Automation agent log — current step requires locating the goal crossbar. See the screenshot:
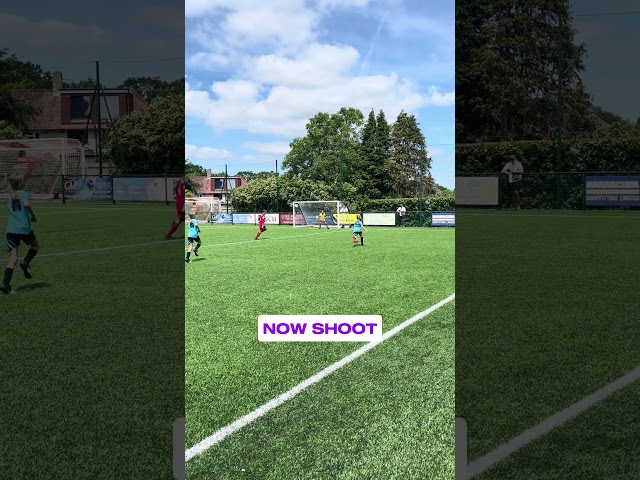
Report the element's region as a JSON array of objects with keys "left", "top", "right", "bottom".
[{"left": 293, "top": 200, "right": 341, "bottom": 228}]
